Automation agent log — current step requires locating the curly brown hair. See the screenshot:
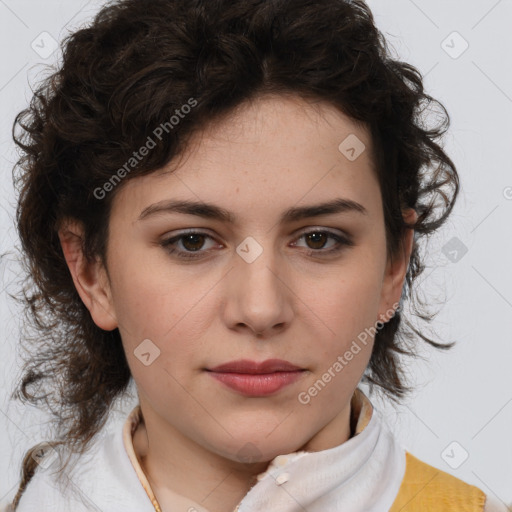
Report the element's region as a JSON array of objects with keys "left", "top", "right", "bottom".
[{"left": 9, "top": 0, "right": 458, "bottom": 507}]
